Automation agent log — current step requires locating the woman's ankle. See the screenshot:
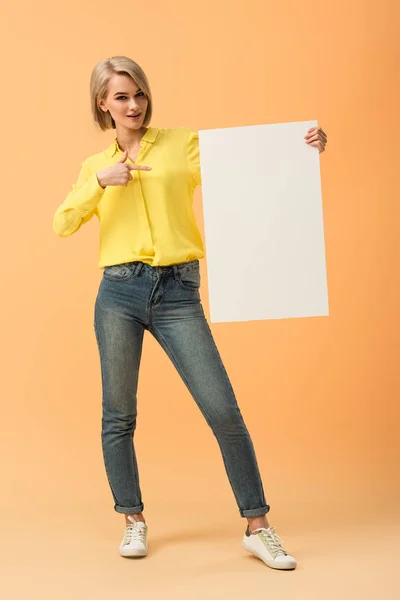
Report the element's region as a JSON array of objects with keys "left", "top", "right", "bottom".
[
  {"left": 125, "top": 513, "right": 145, "bottom": 524},
  {"left": 247, "top": 515, "right": 269, "bottom": 532}
]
